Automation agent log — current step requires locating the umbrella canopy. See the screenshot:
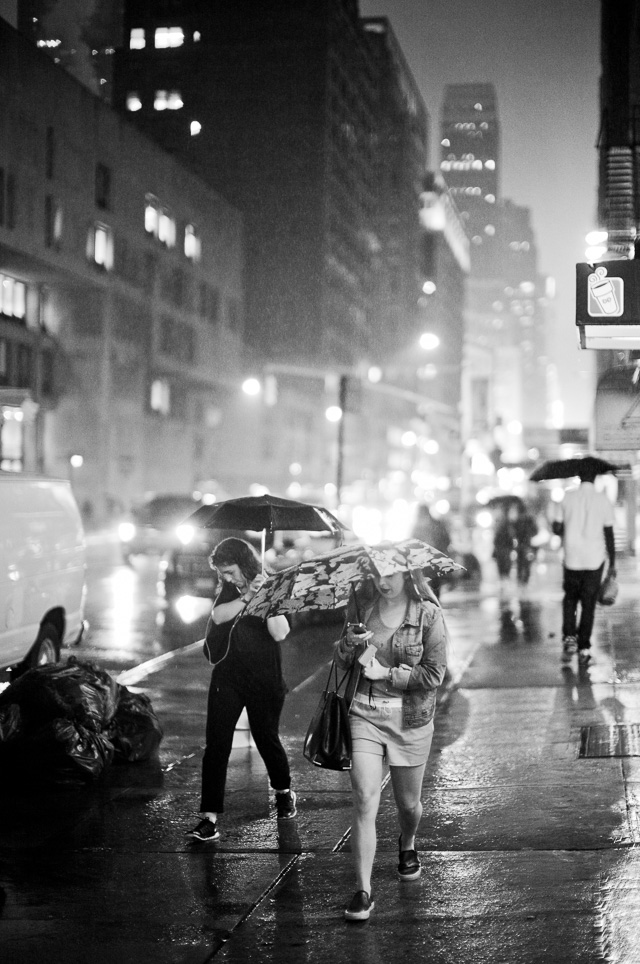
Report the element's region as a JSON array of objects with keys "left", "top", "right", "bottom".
[
  {"left": 185, "top": 494, "right": 346, "bottom": 533},
  {"left": 485, "top": 494, "right": 526, "bottom": 512},
  {"left": 244, "top": 538, "right": 464, "bottom": 619},
  {"left": 185, "top": 495, "right": 346, "bottom": 570},
  {"left": 529, "top": 456, "right": 619, "bottom": 483}
]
